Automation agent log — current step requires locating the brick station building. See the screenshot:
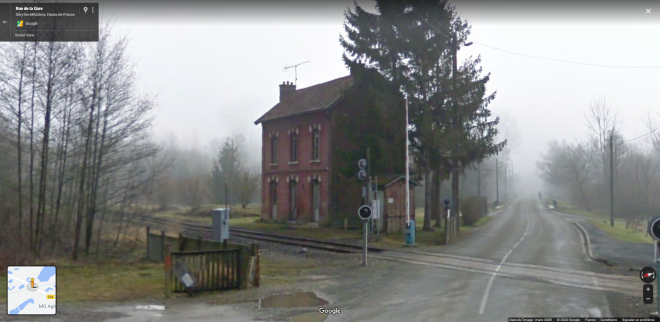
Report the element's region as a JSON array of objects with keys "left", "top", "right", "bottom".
[{"left": 254, "top": 66, "right": 419, "bottom": 232}]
